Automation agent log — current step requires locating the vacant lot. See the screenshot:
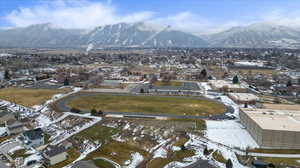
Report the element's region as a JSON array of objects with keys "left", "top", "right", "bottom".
[
  {"left": 66, "top": 94, "right": 225, "bottom": 116},
  {"left": 0, "top": 88, "right": 70, "bottom": 107}
]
